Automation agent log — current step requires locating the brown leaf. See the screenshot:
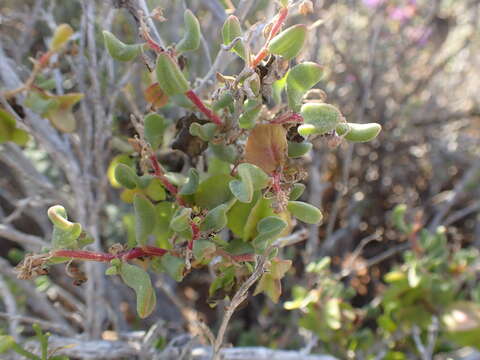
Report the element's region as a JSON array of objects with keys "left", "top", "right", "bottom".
[
  {"left": 244, "top": 124, "right": 287, "bottom": 174},
  {"left": 144, "top": 82, "right": 169, "bottom": 110}
]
